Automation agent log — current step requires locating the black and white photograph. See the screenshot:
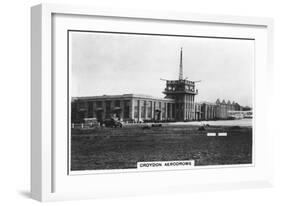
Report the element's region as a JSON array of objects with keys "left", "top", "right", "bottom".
[{"left": 69, "top": 31, "right": 254, "bottom": 172}]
